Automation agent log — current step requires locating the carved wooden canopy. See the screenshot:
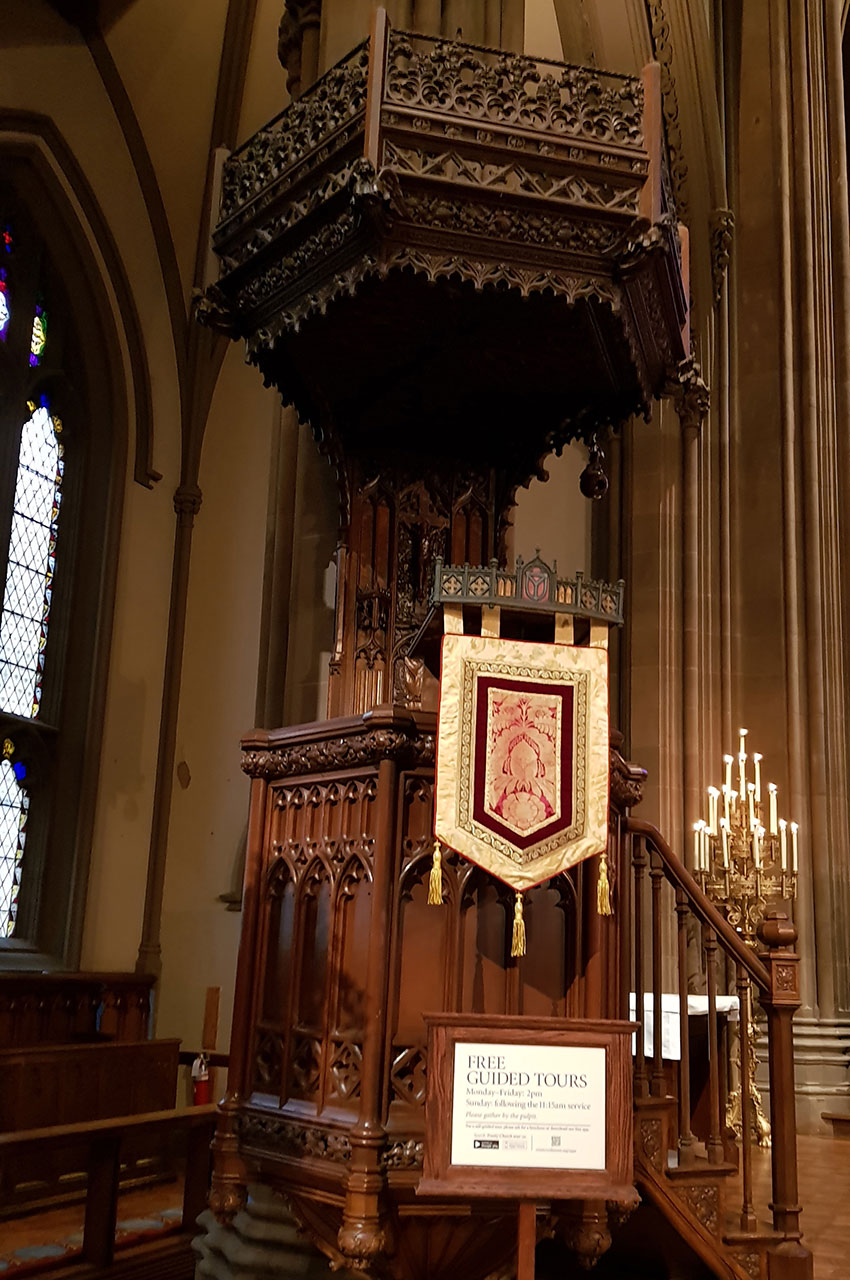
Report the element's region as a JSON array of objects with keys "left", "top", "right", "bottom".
[{"left": 203, "top": 10, "right": 688, "bottom": 490}]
